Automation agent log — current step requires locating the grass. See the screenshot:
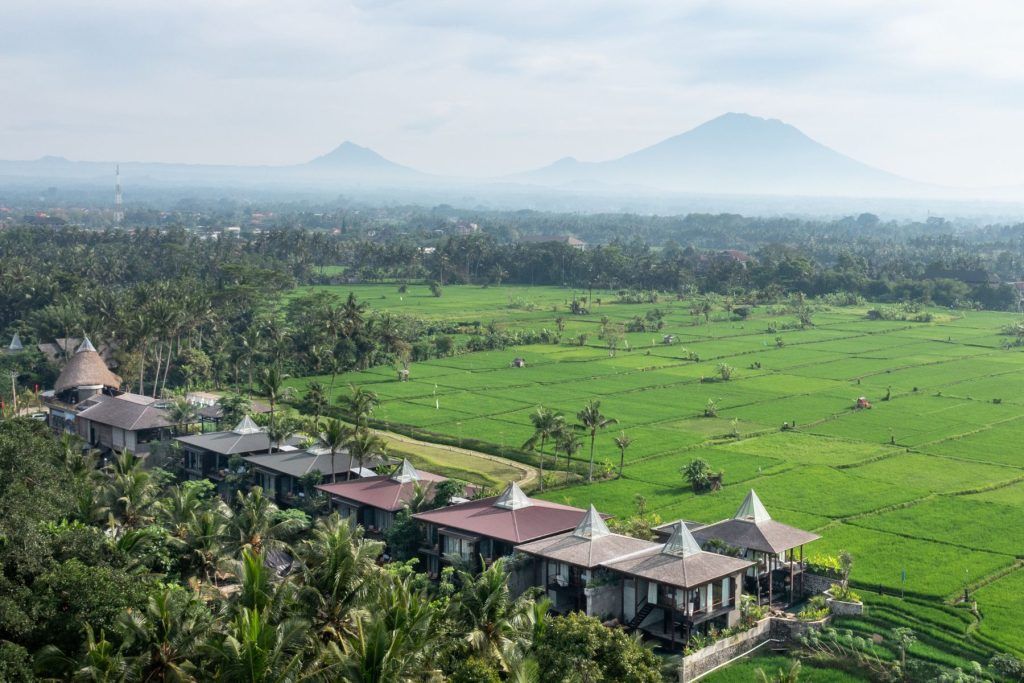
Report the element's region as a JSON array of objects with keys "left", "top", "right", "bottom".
[
  {"left": 700, "top": 653, "right": 871, "bottom": 682},
  {"left": 282, "top": 284, "right": 1024, "bottom": 665}
]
